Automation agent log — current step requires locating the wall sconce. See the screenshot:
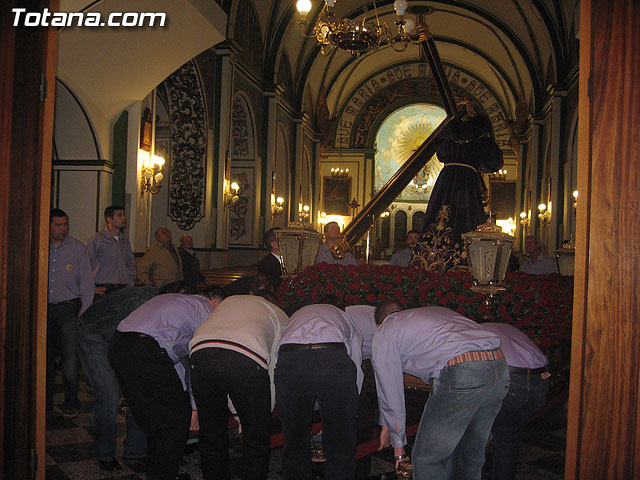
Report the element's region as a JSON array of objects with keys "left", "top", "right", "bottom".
[
  {"left": 572, "top": 190, "right": 578, "bottom": 209},
  {"left": 298, "top": 204, "right": 310, "bottom": 222},
  {"left": 538, "top": 203, "right": 551, "bottom": 225},
  {"left": 380, "top": 211, "right": 390, "bottom": 218},
  {"left": 224, "top": 181, "right": 240, "bottom": 210},
  {"left": 271, "top": 195, "right": 285, "bottom": 218},
  {"left": 519, "top": 211, "right": 529, "bottom": 228},
  {"left": 141, "top": 153, "right": 165, "bottom": 194}
]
